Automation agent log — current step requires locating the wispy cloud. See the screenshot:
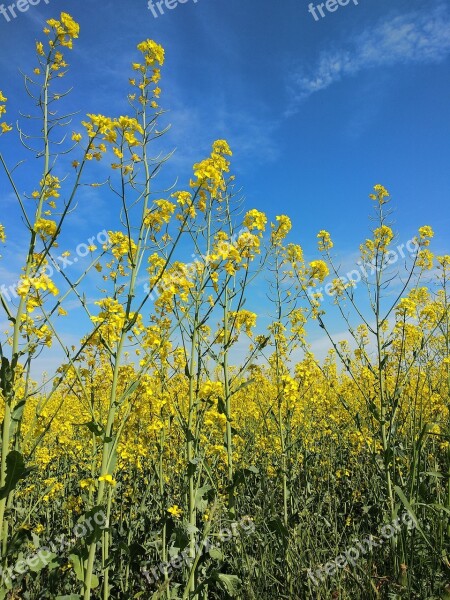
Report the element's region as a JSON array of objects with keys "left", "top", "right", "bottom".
[
  {"left": 152, "top": 95, "right": 280, "bottom": 180},
  {"left": 289, "top": 3, "right": 450, "bottom": 107}
]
